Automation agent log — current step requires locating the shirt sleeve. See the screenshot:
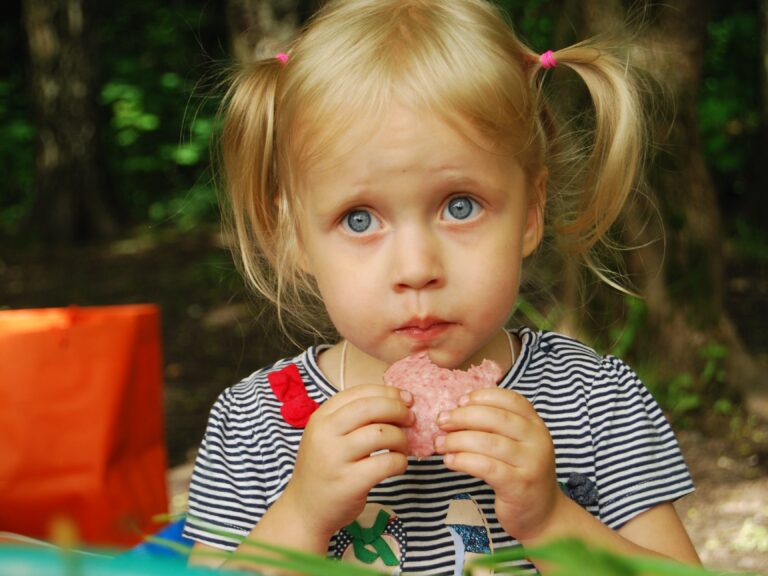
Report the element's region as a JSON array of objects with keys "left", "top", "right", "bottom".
[
  {"left": 182, "top": 387, "right": 262, "bottom": 550},
  {"left": 589, "top": 356, "right": 695, "bottom": 529}
]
